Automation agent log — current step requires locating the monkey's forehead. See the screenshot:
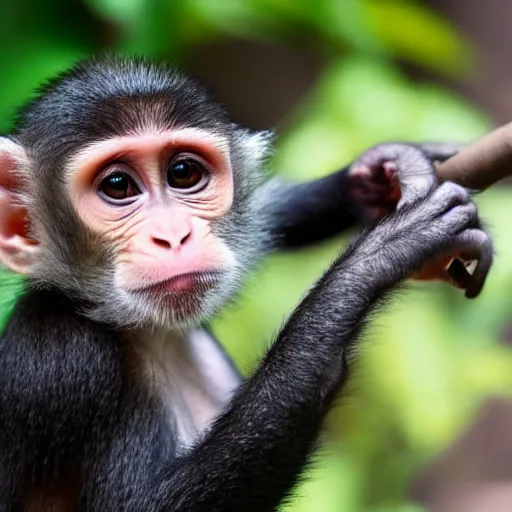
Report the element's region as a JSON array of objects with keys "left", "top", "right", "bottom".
[
  {"left": 67, "top": 128, "right": 232, "bottom": 174},
  {"left": 13, "top": 57, "right": 234, "bottom": 159}
]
